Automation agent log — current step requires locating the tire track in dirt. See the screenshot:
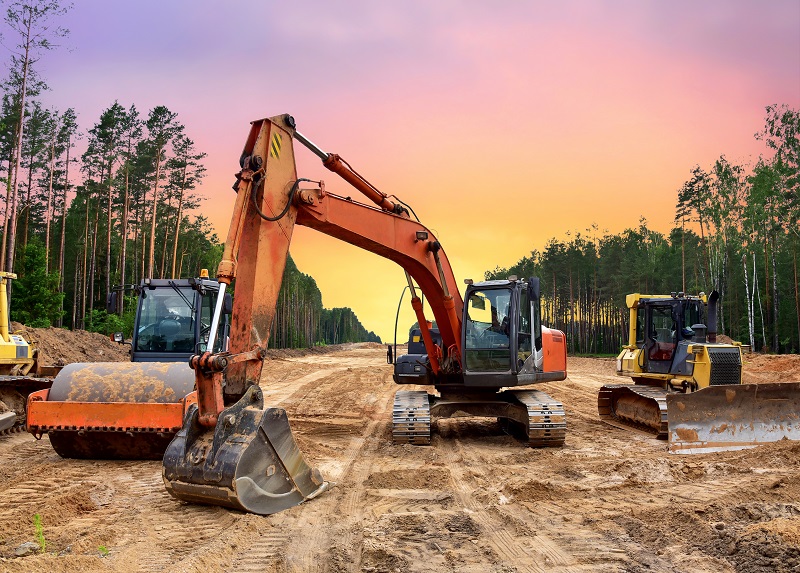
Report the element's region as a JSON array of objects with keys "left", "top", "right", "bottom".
[{"left": 229, "top": 354, "right": 395, "bottom": 572}]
